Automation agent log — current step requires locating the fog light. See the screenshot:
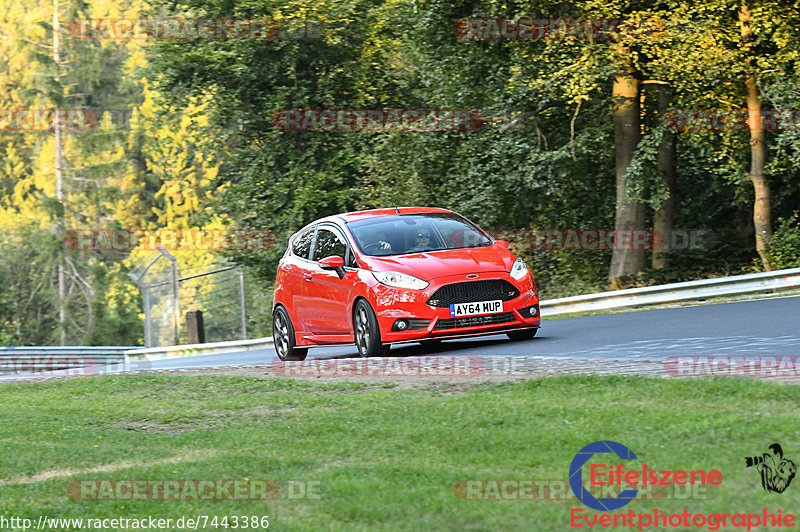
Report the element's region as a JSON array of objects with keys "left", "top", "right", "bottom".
[
  {"left": 529, "top": 306, "right": 539, "bottom": 317},
  {"left": 396, "top": 319, "right": 409, "bottom": 331}
]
